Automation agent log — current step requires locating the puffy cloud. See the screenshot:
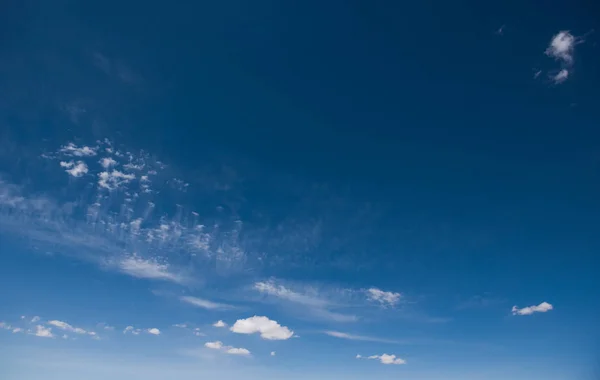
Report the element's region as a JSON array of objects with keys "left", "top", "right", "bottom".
[
  {"left": 60, "top": 161, "right": 88, "bottom": 177},
  {"left": 512, "top": 302, "right": 553, "bottom": 316},
  {"left": 550, "top": 69, "right": 569, "bottom": 84},
  {"left": 545, "top": 31, "right": 576, "bottom": 65},
  {"left": 118, "top": 256, "right": 184, "bottom": 284},
  {"left": 230, "top": 316, "right": 293, "bottom": 340},
  {"left": 366, "top": 288, "right": 401, "bottom": 307},
  {"left": 179, "top": 296, "right": 232, "bottom": 310},
  {"left": 213, "top": 320, "right": 227, "bottom": 328},
  {"left": 123, "top": 326, "right": 142, "bottom": 335},
  {"left": 59, "top": 143, "right": 98, "bottom": 157},
  {"left": 98, "top": 170, "right": 135, "bottom": 190},
  {"left": 33, "top": 325, "right": 54, "bottom": 338},
  {"left": 47, "top": 320, "right": 89, "bottom": 335},
  {"left": 356, "top": 354, "right": 362, "bottom": 359},
  {"left": 226, "top": 347, "right": 251, "bottom": 356},
  {"left": 99, "top": 157, "right": 117, "bottom": 169},
  {"left": 367, "top": 354, "right": 406, "bottom": 365},
  {"left": 204, "top": 341, "right": 224, "bottom": 350},
  {"left": 324, "top": 331, "right": 397, "bottom": 343},
  {"left": 271, "top": 351, "right": 276, "bottom": 356},
  {"left": 147, "top": 328, "right": 161, "bottom": 335}
]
